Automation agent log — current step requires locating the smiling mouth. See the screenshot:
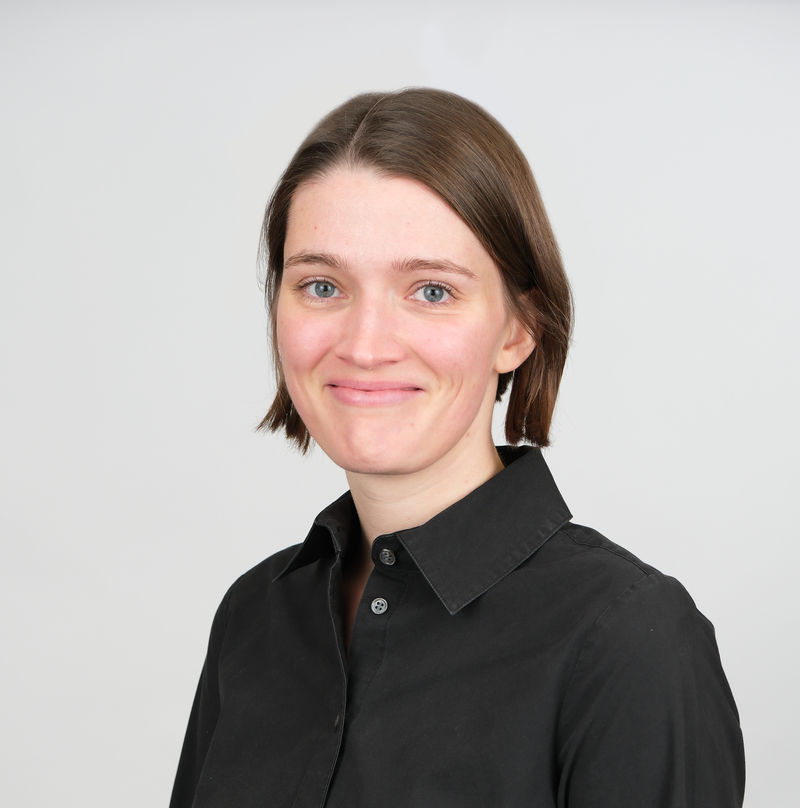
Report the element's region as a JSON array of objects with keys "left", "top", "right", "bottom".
[{"left": 327, "top": 381, "right": 423, "bottom": 406}]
